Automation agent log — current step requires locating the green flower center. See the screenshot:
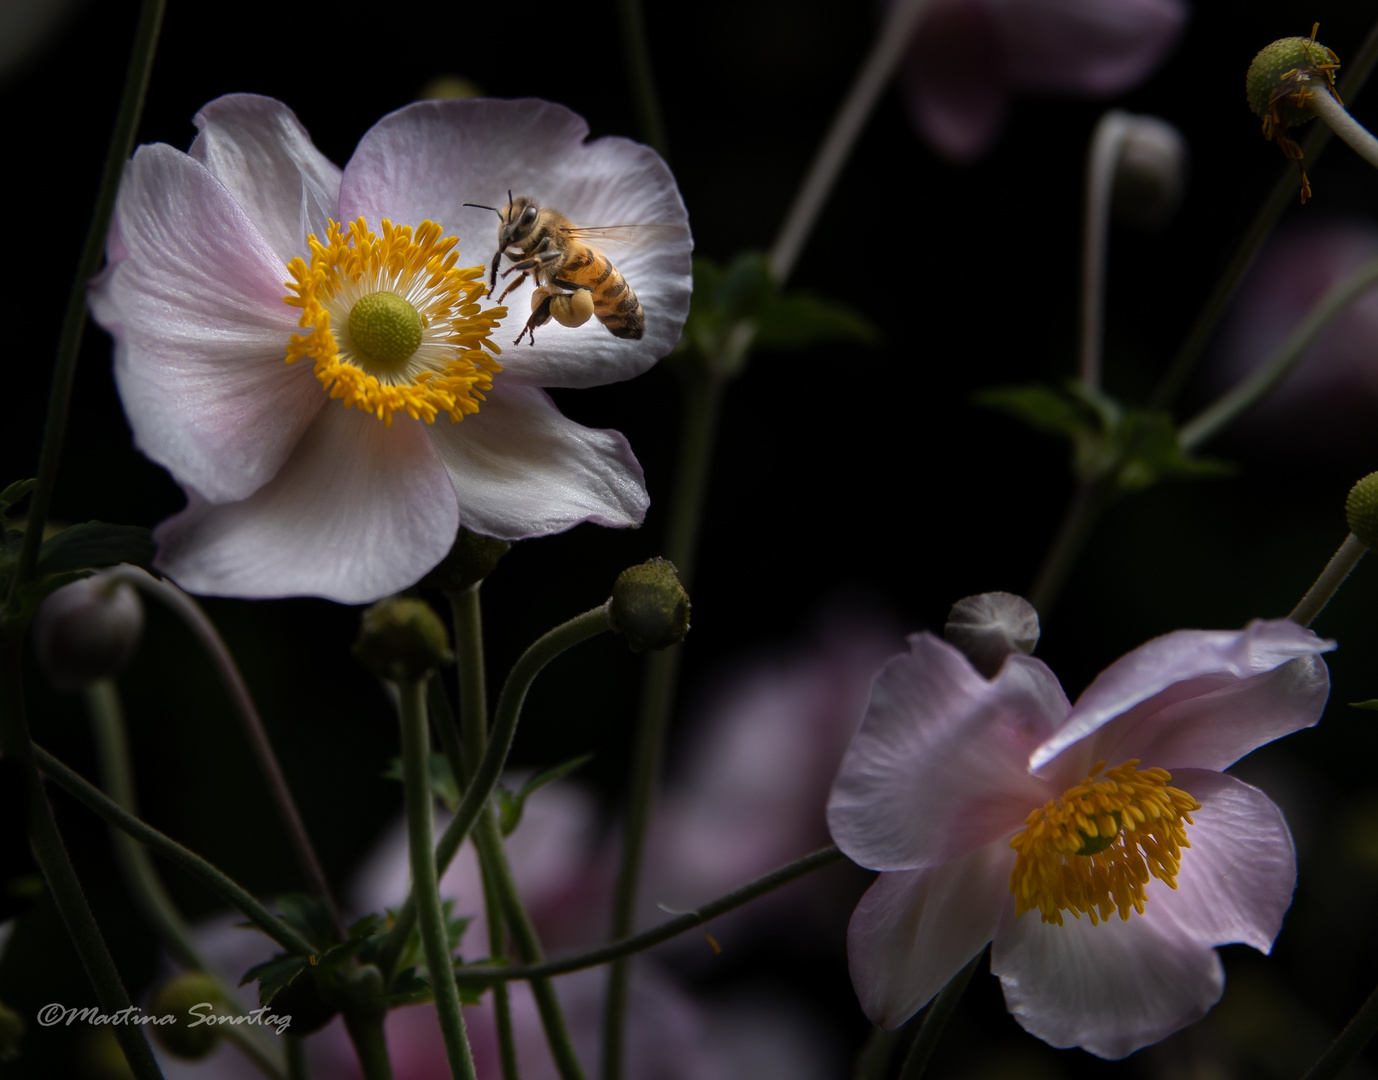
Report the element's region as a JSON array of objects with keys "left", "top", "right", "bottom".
[{"left": 347, "top": 291, "right": 424, "bottom": 371}]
